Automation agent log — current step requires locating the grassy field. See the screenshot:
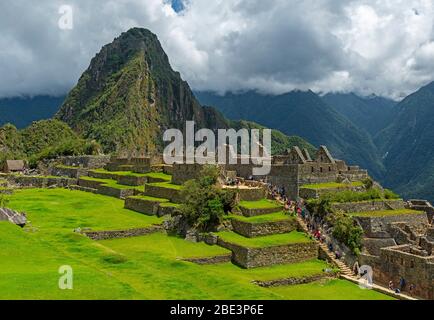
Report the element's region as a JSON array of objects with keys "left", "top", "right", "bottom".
[
  {"left": 90, "top": 169, "right": 172, "bottom": 181},
  {"left": 216, "top": 231, "right": 312, "bottom": 247},
  {"left": 7, "top": 189, "right": 163, "bottom": 231},
  {"left": 239, "top": 199, "right": 281, "bottom": 209},
  {"left": 230, "top": 211, "right": 292, "bottom": 224},
  {"left": 146, "top": 182, "right": 184, "bottom": 190},
  {"left": 80, "top": 176, "right": 145, "bottom": 191},
  {"left": 0, "top": 188, "right": 393, "bottom": 300},
  {"left": 301, "top": 181, "right": 364, "bottom": 190},
  {"left": 349, "top": 209, "right": 423, "bottom": 217}
]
